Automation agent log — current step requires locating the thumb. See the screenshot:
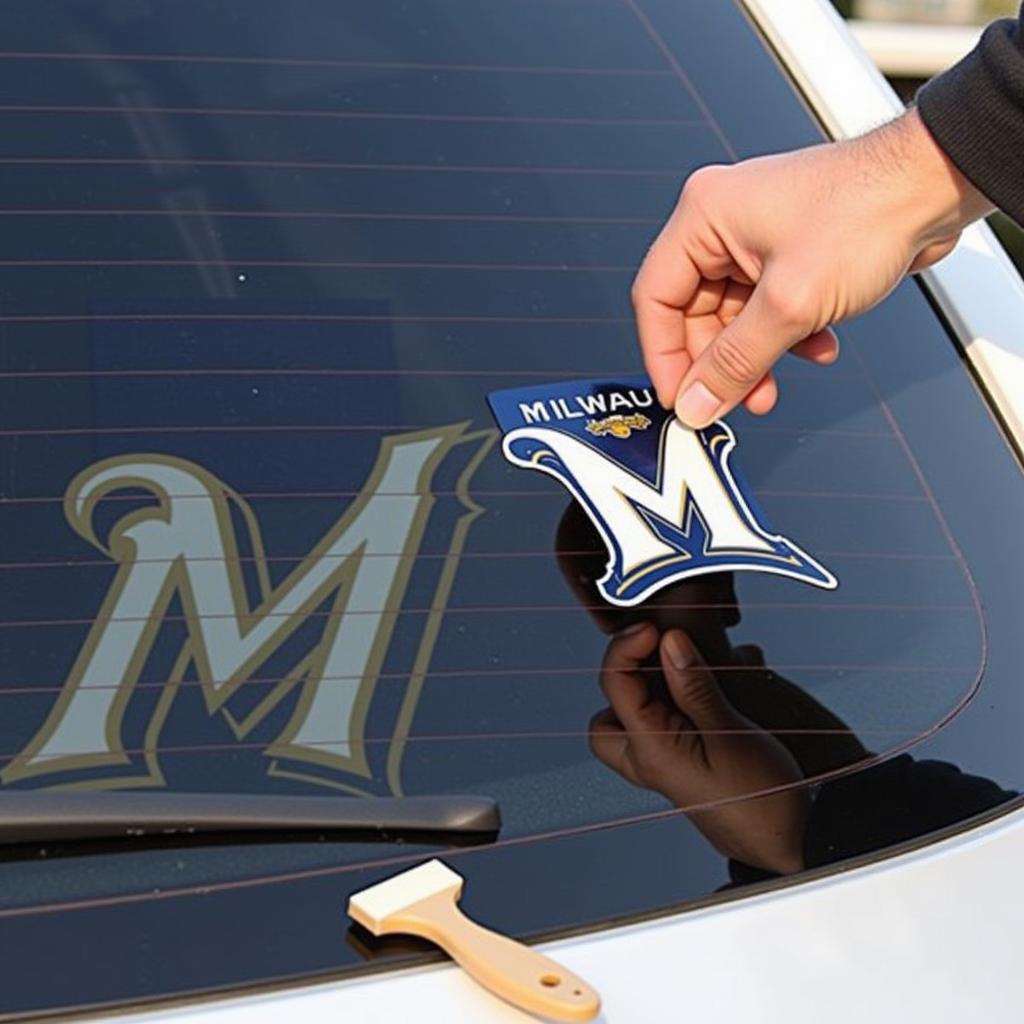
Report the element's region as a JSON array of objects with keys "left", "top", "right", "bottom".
[
  {"left": 661, "top": 629, "right": 745, "bottom": 732},
  {"left": 674, "top": 275, "right": 815, "bottom": 428}
]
